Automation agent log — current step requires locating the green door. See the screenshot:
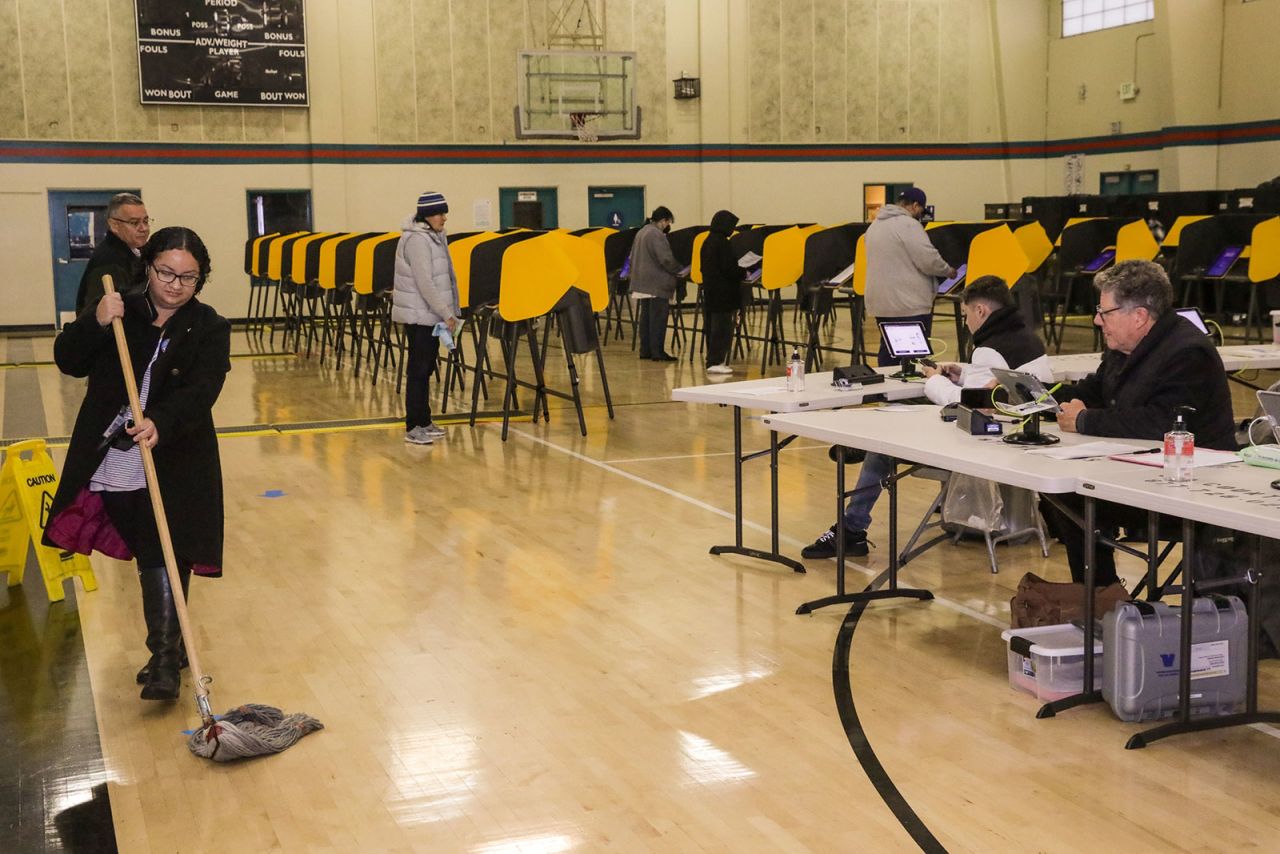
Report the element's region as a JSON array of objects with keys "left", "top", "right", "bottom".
[
  {"left": 587, "top": 186, "right": 645, "bottom": 229},
  {"left": 499, "top": 188, "right": 558, "bottom": 229}
]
